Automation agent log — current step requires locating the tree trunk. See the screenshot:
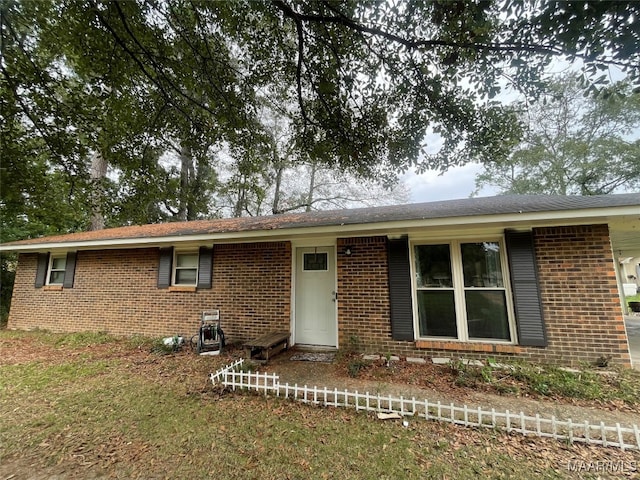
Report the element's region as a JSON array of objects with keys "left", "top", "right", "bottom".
[
  {"left": 233, "top": 176, "right": 246, "bottom": 217},
  {"left": 272, "top": 161, "right": 284, "bottom": 214},
  {"left": 177, "top": 144, "right": 193, "bottom": 221},
  {"left": 305, "top": 161, "right": 317, "bottom": 212},
  {"left": 89, "top": 152, "right": 108, "bottom": 231}
]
